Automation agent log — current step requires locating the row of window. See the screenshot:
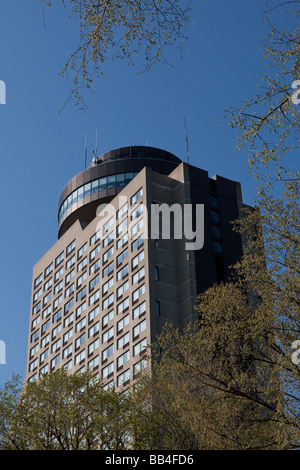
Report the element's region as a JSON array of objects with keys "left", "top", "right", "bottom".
[{"left": 58, "top": 172, "right": 140, "bottom": 222}]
